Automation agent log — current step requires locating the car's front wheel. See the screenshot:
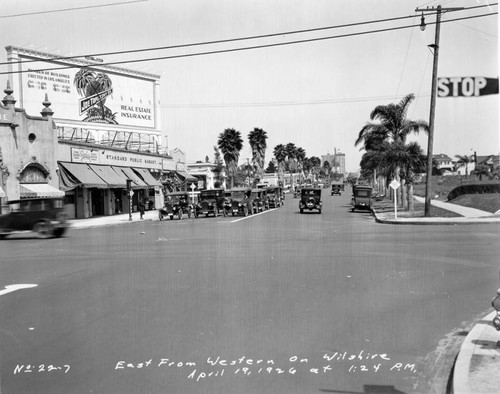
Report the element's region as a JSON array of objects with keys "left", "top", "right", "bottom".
[{"left": 33, "top": 221, "right": 52, "bottom": 239}]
